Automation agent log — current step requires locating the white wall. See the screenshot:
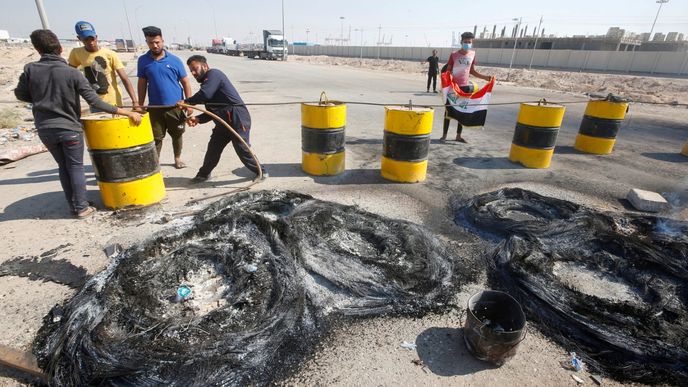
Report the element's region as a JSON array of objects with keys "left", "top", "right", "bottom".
[{"left": 289, "top": 45, "right": 688, "bottom": 76}]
